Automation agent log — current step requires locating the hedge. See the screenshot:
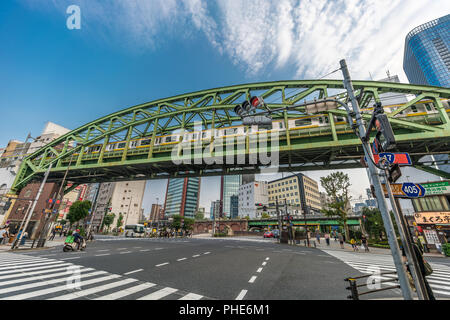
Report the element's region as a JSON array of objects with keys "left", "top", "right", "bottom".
[{"left": 443, "top": 243, "right": 450, "bottom": 257}]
